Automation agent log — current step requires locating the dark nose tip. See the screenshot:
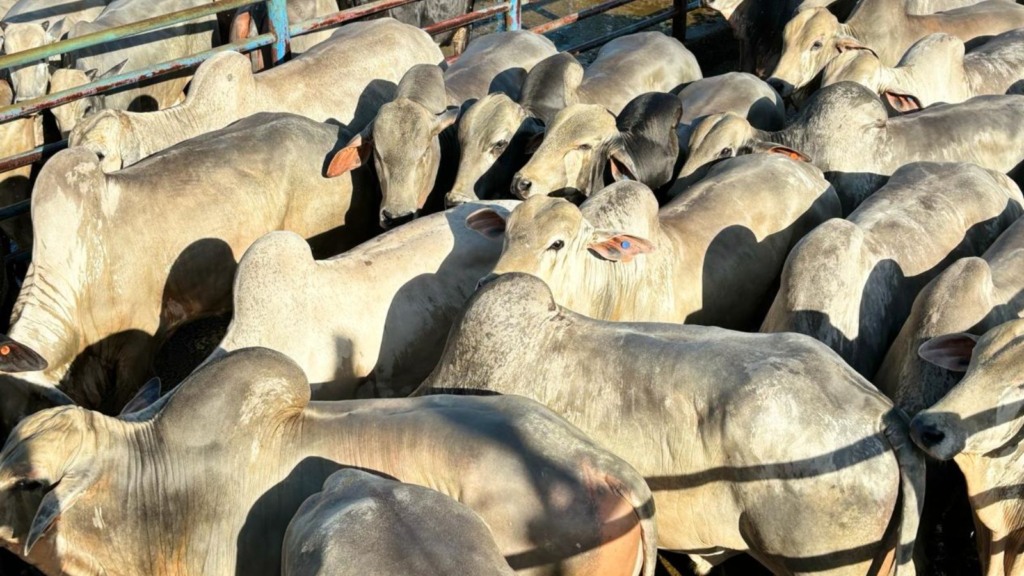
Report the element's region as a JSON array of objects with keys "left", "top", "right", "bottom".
[
  {"left": 512, "top": 175, "right": 532, "bottom": 197},
  {"left": 476, "top": 273, "right": 499, "bottom": 290},
  {"left": 381, "top": 210, "right": 414, "bottom": 229},
  {"left": 910, "top": 418, "right": 946, "bottom": 450}
]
